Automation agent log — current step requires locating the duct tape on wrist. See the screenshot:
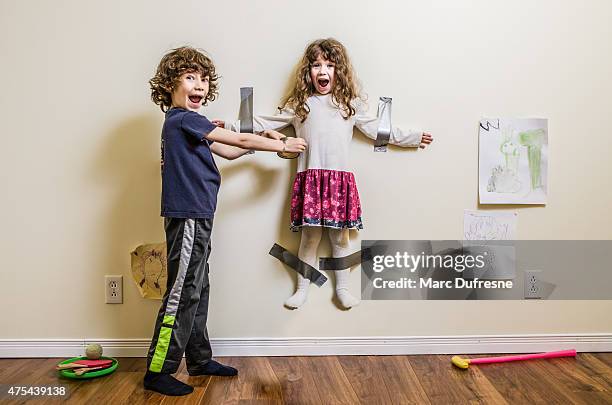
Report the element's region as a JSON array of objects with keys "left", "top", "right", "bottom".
[
  {"left": 374, "top": 96, "right": 392, "bottom": 152},
  {"left": 239, "top": 86, "right": 255, "bottom": 154},
  {"left": 269, "top": 244, "right": 327, "bottom": 287}
]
